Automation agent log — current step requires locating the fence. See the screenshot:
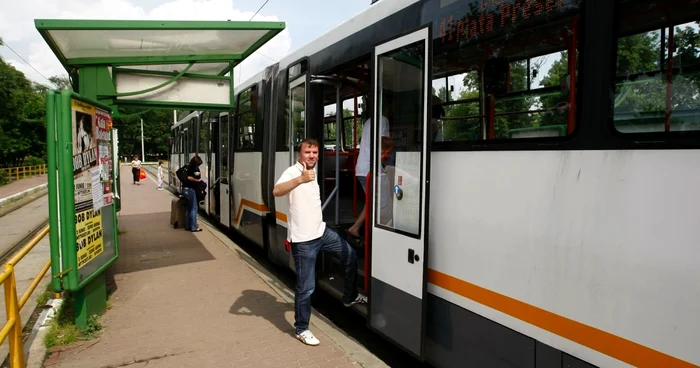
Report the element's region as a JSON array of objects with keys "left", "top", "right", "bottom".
[
  {"left": 0, "top": 226, "right": 51, "bottom": 367},
  {"left": 0, "top": 165, "right": 47, "bottom": 183}
]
